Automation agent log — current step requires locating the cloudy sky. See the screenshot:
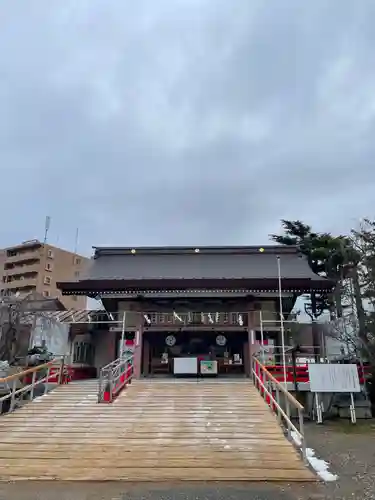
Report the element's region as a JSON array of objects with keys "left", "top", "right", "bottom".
[{"left": 1, "top": 0, "right": 375, "bottom": 256}]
